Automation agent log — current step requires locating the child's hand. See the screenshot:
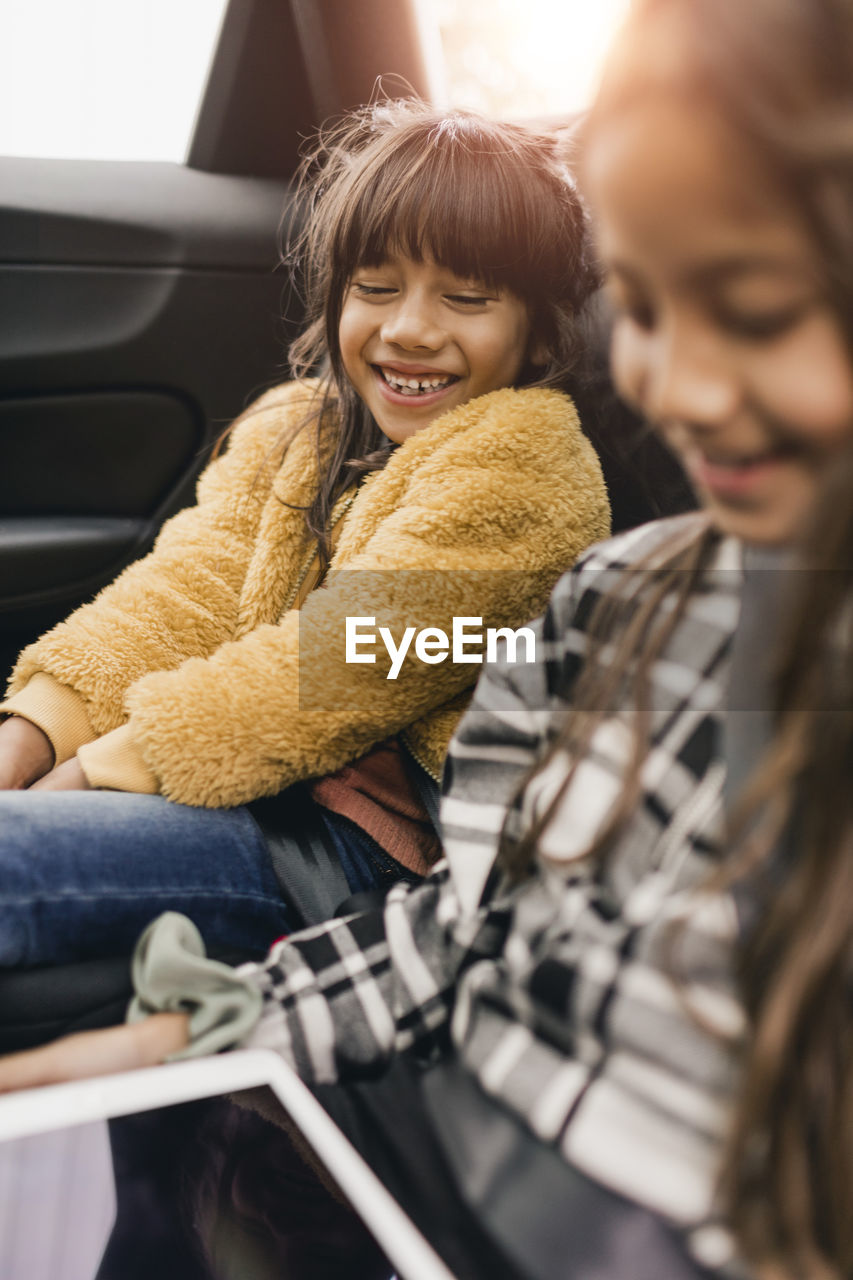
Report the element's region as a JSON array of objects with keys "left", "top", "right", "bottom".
[
  {"left": 0, "top": 1013, "right": 191, "bottom": 1093},
  {"left": 0, "top": 716, "right": 55, "bottom": 788},
  {"left": 29, "top": 757, "right": 91, "bottom": 791}
]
